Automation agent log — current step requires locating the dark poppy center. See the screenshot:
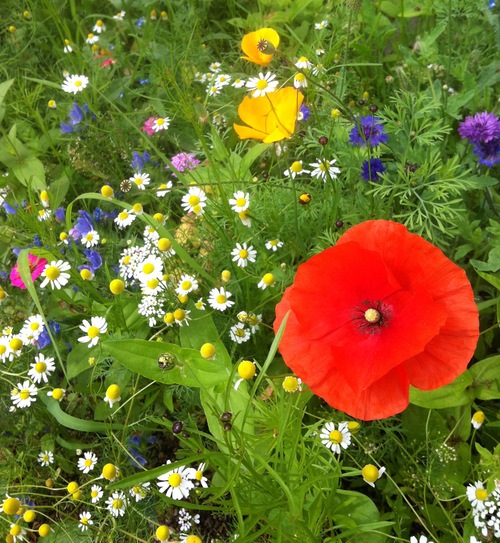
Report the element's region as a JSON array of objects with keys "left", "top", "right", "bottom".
[{"left": 352, "top": 300, "right": 391, "bottom": 334}]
